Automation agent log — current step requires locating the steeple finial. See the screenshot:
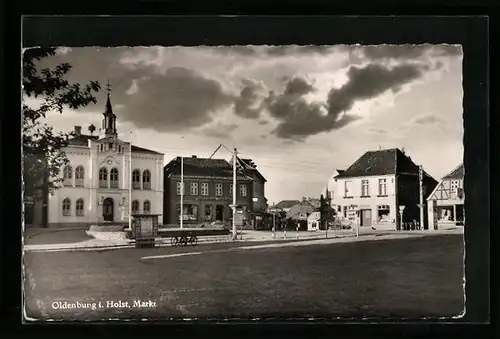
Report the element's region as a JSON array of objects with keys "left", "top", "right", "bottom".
[
  {"left": 104, "top": 79, "right": 113, "bottom": 114},
  {"left": 106, "top": 79, "right": 112, "bottom": 97}
]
